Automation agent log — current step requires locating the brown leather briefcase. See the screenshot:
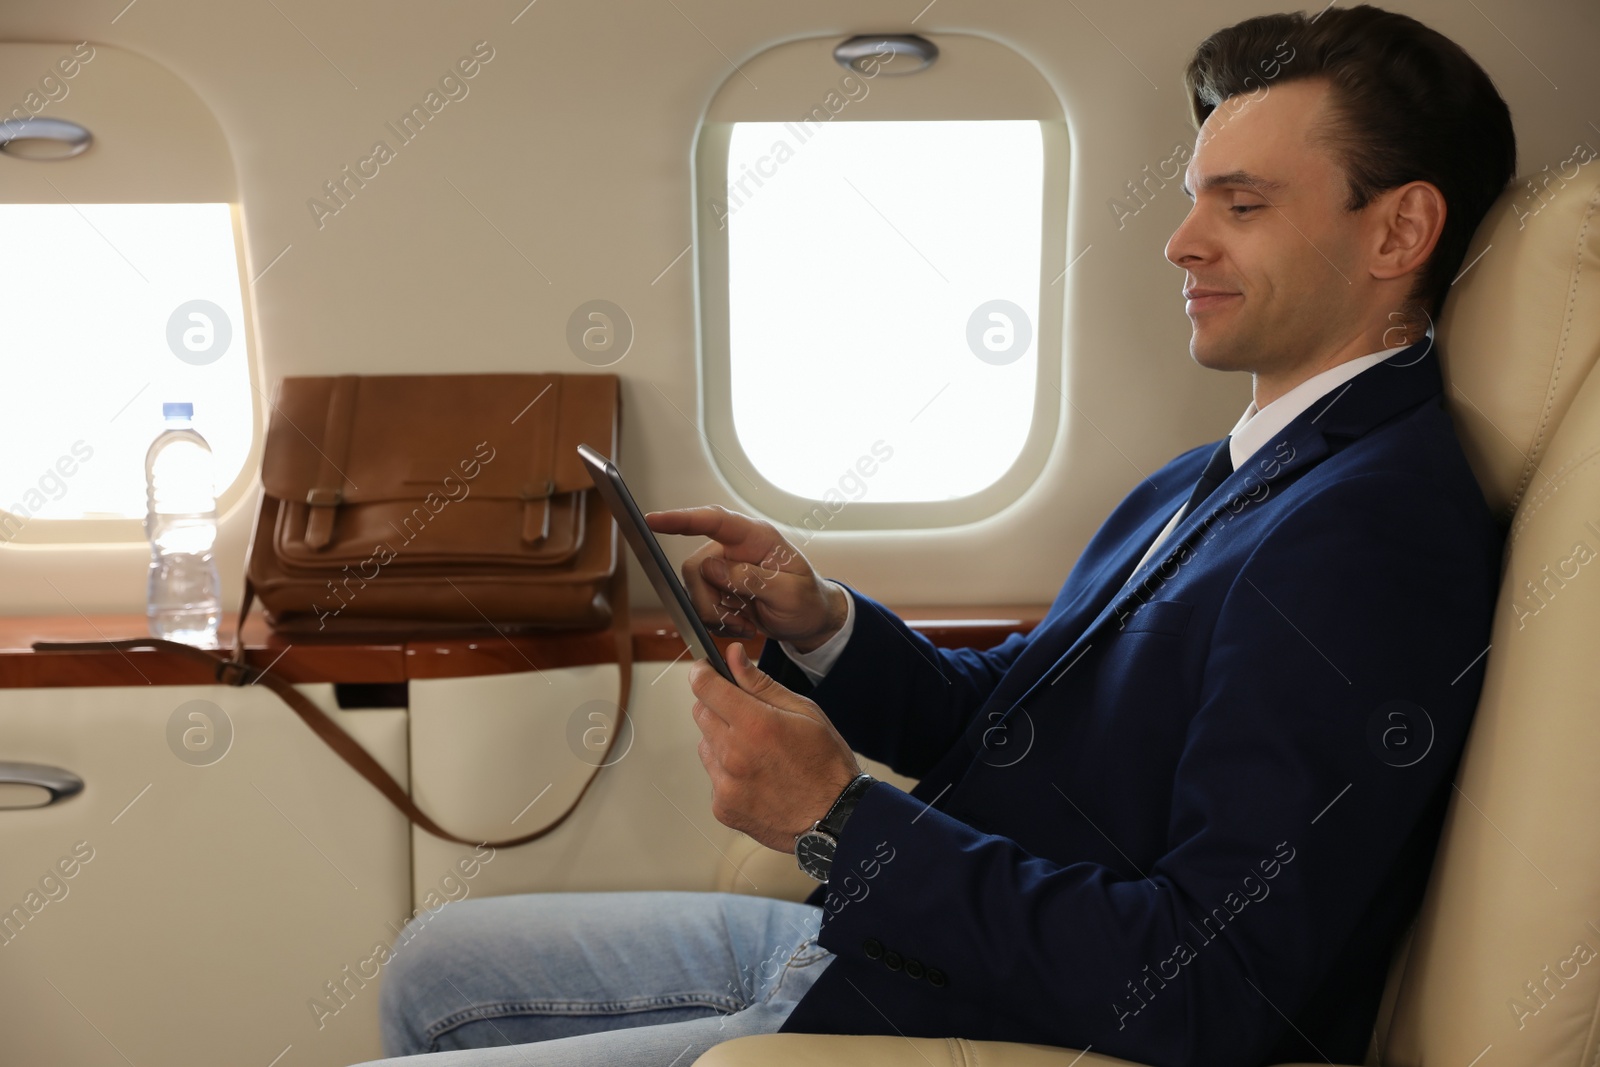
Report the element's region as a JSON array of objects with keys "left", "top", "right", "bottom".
[
  {"left": 37, "top": 371, "right": 636, "bottom": 850},
  {"left": 249, "top": 372, "right": 621, "bottom": 633}
]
